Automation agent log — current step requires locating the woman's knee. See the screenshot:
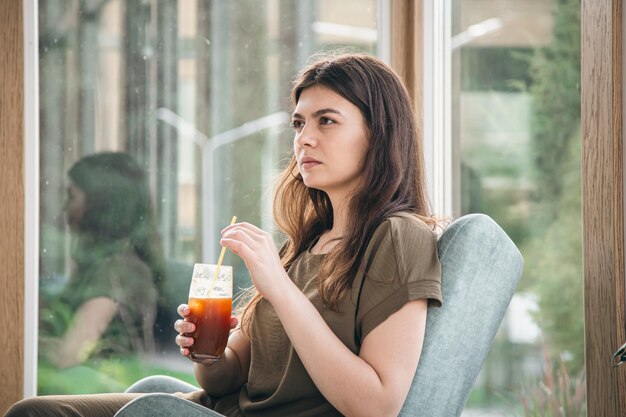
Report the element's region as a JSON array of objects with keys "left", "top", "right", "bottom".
[
  {"left": 5, "top": 393, "right": 137, "bottom": 417},
  {"left": 124, "top": 375, "right": 198, "bottom": 394},
  {"left": 115, "top": 393, "right": 214, "bottom": 417},
  {"left": 5, "top": 396, "right": 60, "bottom": 417}
]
